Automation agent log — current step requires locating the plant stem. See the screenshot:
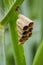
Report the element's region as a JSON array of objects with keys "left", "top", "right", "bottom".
[{"left": 9, "top": 11, "right": 26, "bottom": 65}]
